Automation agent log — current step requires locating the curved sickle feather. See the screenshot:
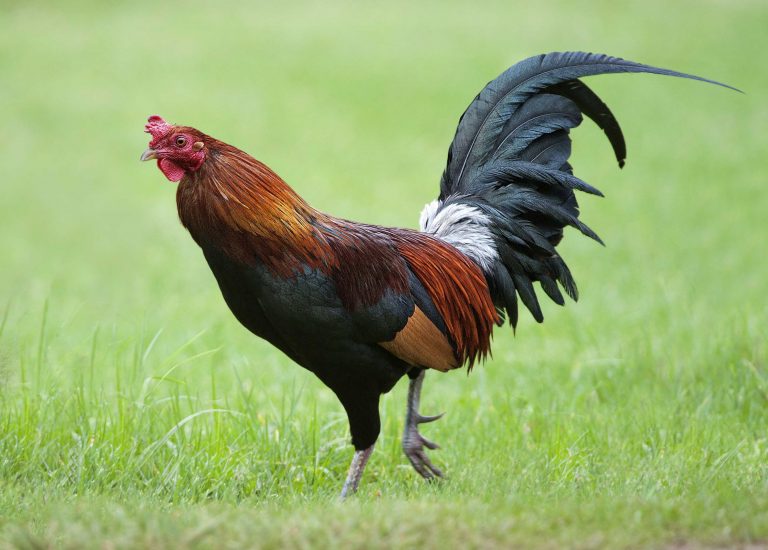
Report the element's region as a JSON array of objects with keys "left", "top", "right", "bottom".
[{"left": 441, "top": 51, "right": 740, "bottom": 198}]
